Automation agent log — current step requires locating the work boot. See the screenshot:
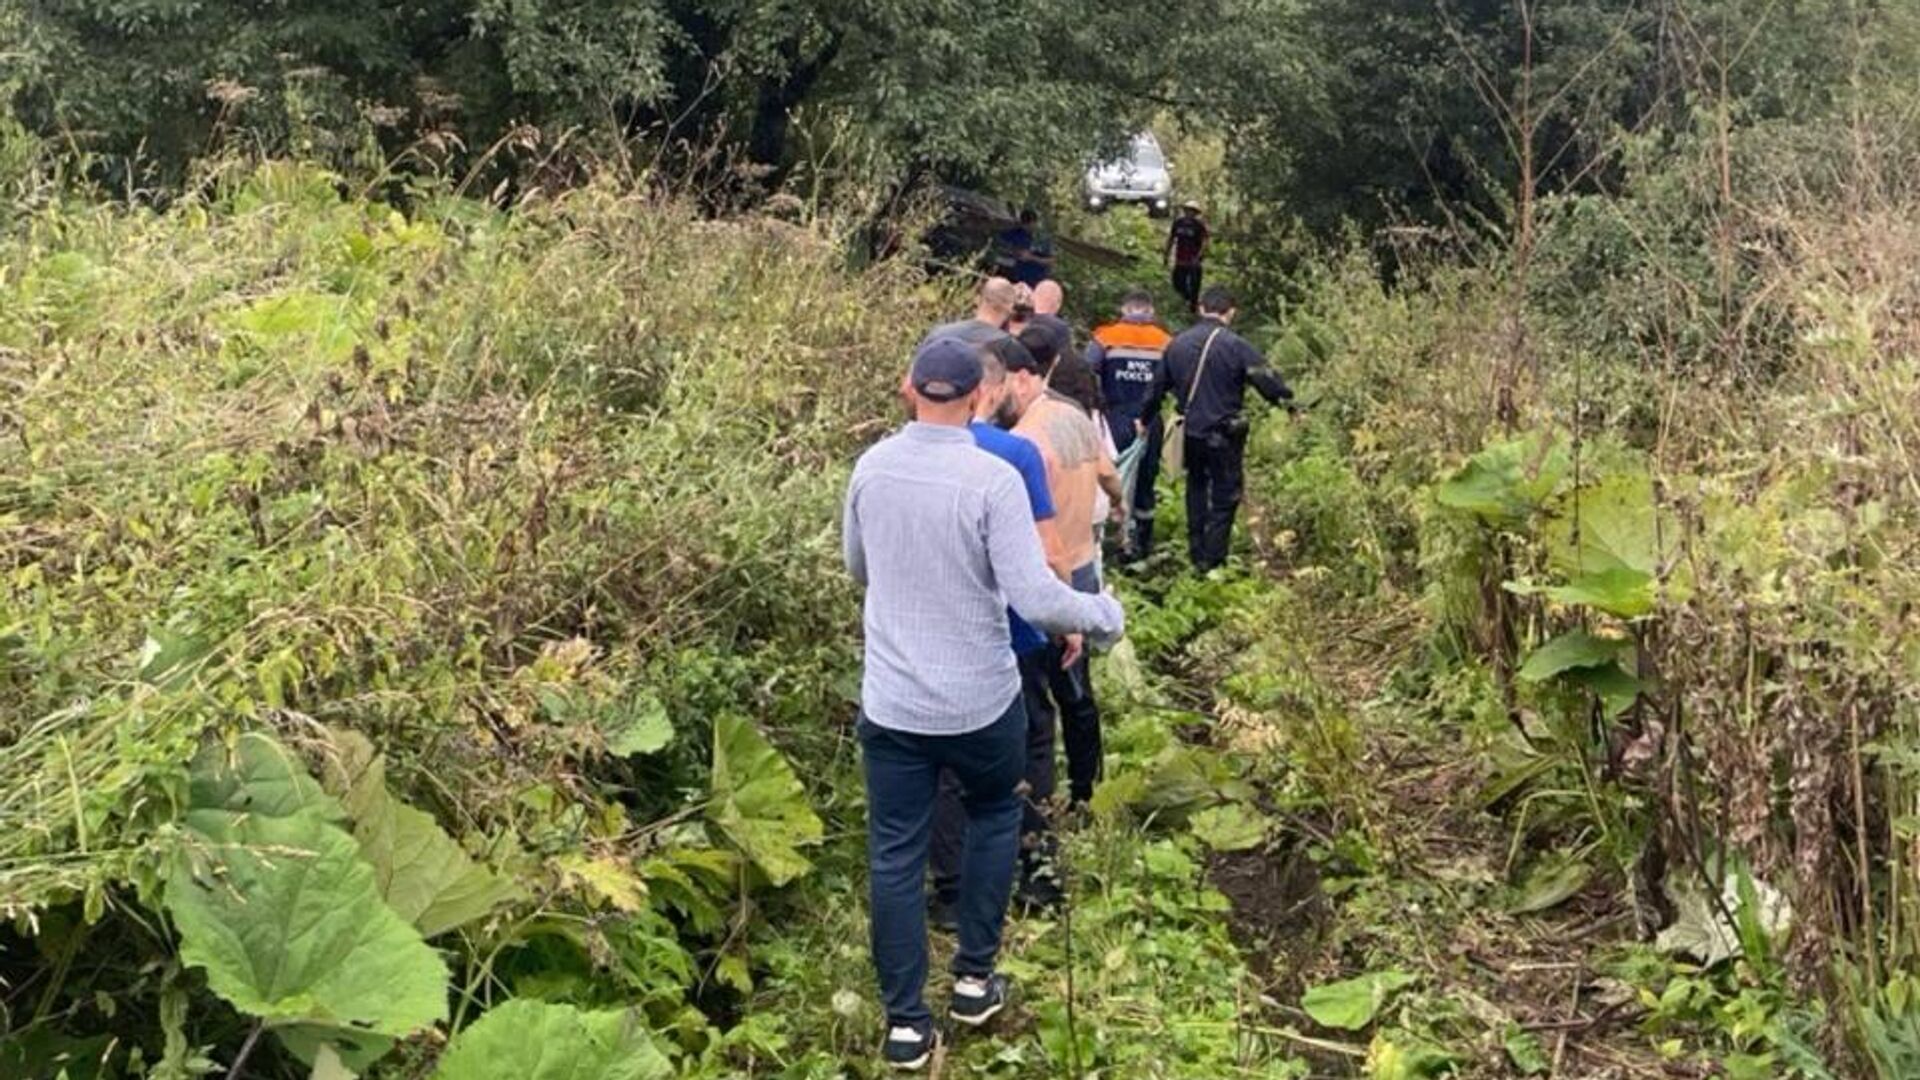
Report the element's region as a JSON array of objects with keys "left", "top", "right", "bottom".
[{"left": 1131, "top": 515, "right": 1155, "bottom": 559}]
